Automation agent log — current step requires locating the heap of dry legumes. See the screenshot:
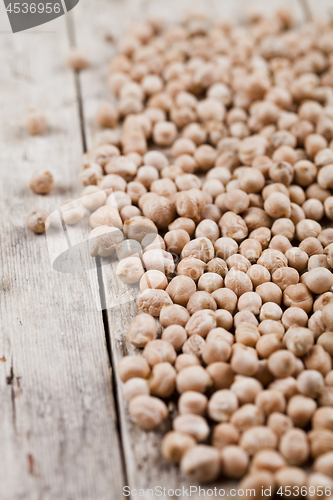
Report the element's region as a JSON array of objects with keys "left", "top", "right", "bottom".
[{"left": 75, "top": 9, "right": 333, "bottom": 492}]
